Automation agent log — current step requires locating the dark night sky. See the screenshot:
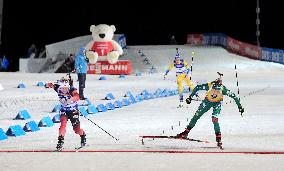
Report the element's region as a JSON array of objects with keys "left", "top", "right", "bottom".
[{"left": 1, "top": 0, "right": 284, "bottom": 70}]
